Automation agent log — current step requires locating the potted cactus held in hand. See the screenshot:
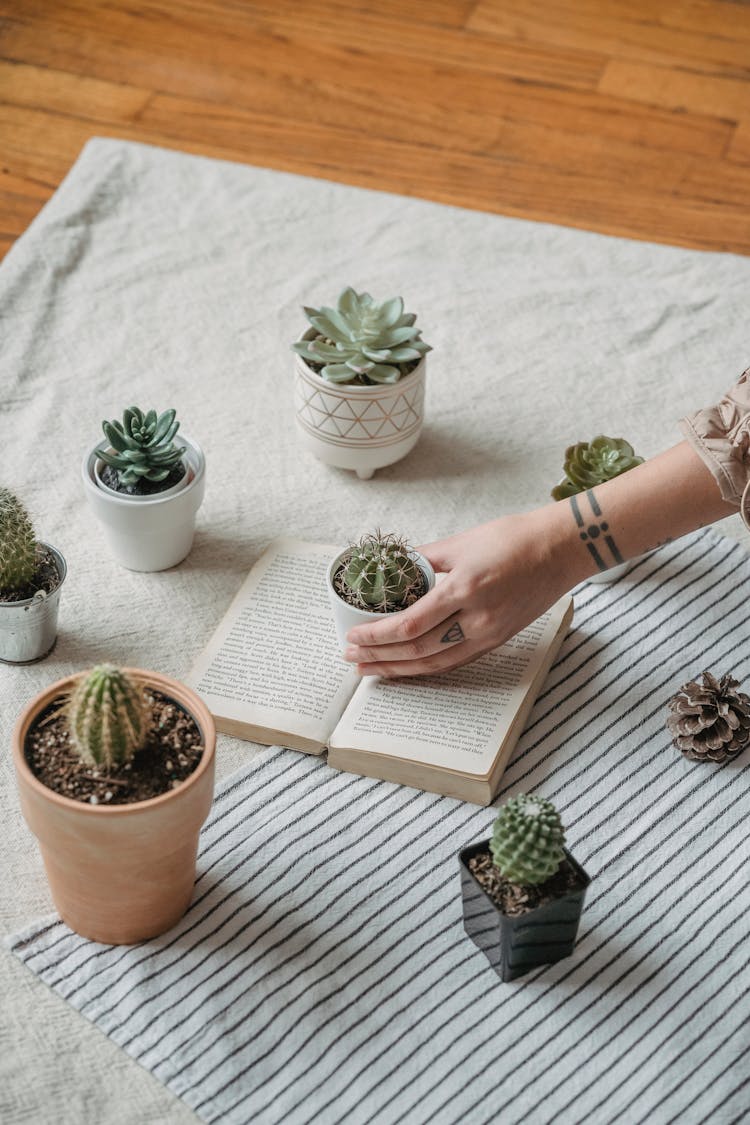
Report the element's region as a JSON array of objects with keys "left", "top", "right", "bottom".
[
  {"left": 326, "top": 529, "right": 435, "bottom": 648},
  {"left": 292, "top": 286, "right": 431, "bottom": 479},
  {"left": 0, "top": 487, "right": 66, "bottom": 664},
  {"left": 82, "top": 405, "right": 206, "bottom": 571},
  {"left": 12, "top": 663, "right": 216, "bottom": 944},
  {"left": 551, "top": 435, "right": 645, "bottom": 583},
  {"left": 458, "top": 794, "right": 590, "bottom": 981}
]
